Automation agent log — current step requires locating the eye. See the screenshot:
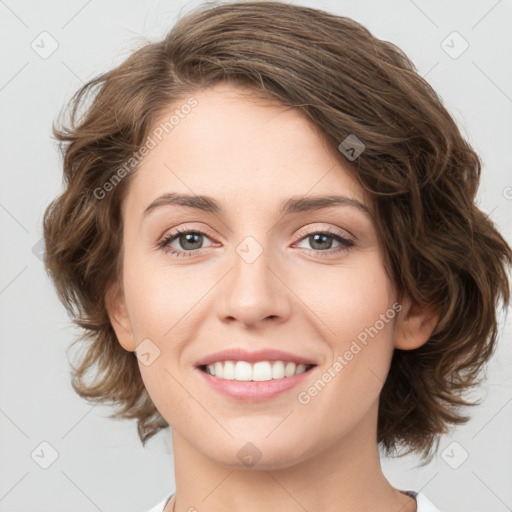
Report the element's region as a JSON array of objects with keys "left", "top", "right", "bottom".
[
  {"left": 158, "top": 226, "right": 355, "bottom": 259},
  {"left": 294, "top": 228, "right": 354, "bottom": 256},
  {"left": 159, "top": 227, "right": 215, "bottom": 258}
]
